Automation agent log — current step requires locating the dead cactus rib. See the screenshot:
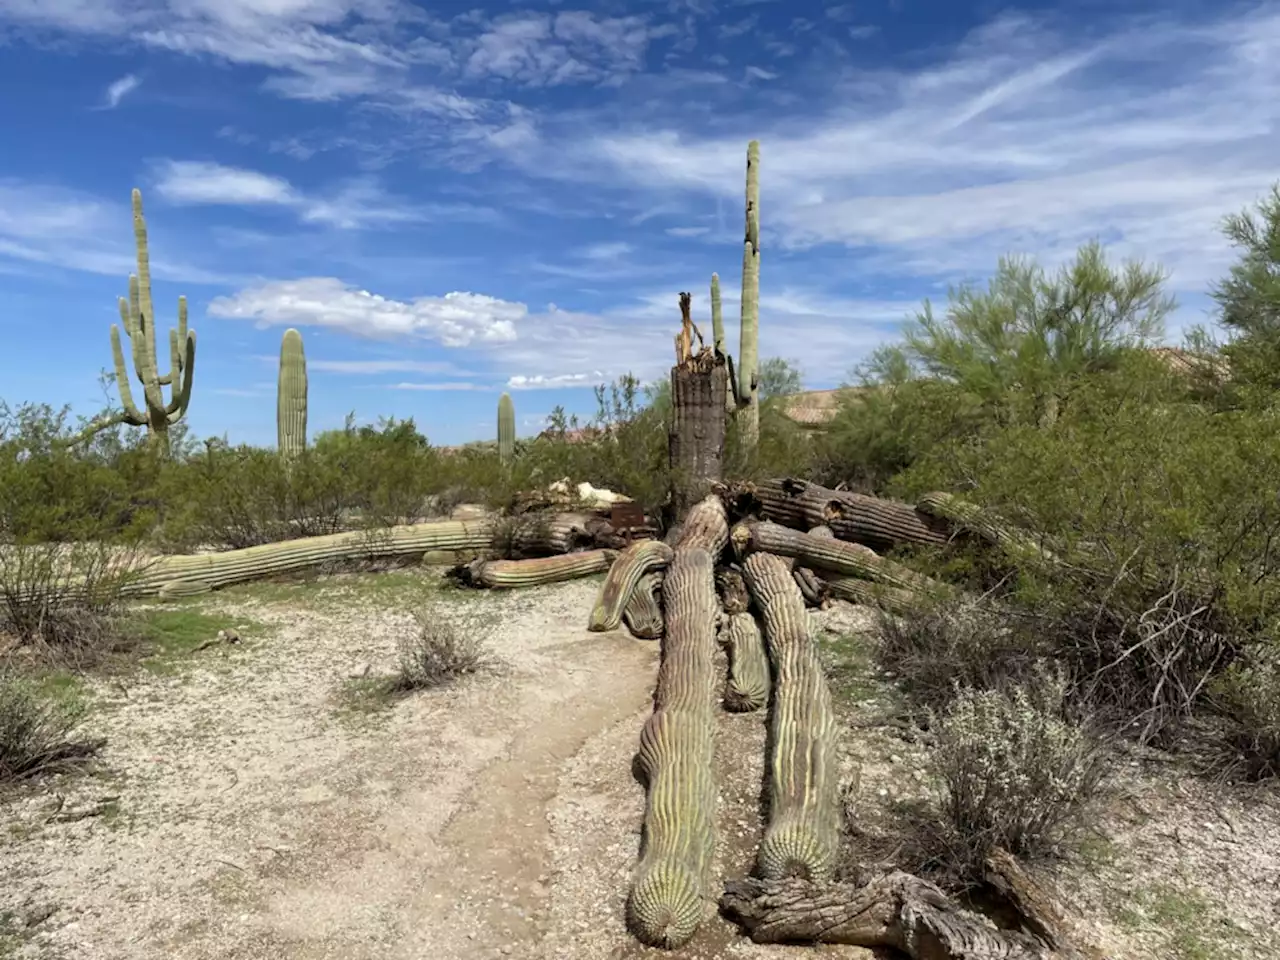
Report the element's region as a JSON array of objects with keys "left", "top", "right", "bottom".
[
  {"left": 628, "top": 547, "right": 719, "bottom": 949},
  {"left": 589, "top": 539, "right": 674, "bottom": 632},
  {"left": 466, "top": 549, "right": 616, "bottom": 589},
  {"left": 734, "top": 521, "right": 950, "bottom": 596},
  {"left": 720, "top": 611, "right": 770, "bottom": 712},
  {"left": 623, "top": 571, "right": 665, "bottom": 640},
  {"left": 753, "top": 478, "right": 949, "bottom": 551},
  {"left": 742, "top": 551, "right": 840, "bottom": 882},
  {"left": 719, "top": 874, "right": 1066, "bottom": 958},
  {"left": 715, "top": 566, "right": 751, "bottom": 616}
]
